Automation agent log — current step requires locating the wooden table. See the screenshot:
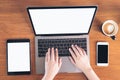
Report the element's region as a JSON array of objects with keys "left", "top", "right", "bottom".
[{"left": 0, "top": 0, "right": 120, "bottom": 80}]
